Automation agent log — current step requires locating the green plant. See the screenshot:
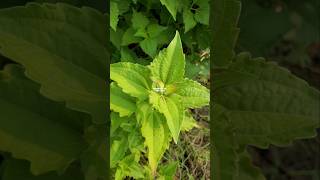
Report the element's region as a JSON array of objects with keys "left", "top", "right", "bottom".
[
  {"left": 110, "top": 31, "right": 209, "bottom": 179},
  {"left": 0, "top": 2, "right": 108, "bottom": 179},
  {"left": 0, "top": 0, "right": 318, "bottom": 180},
  {"left": 110, "top": 0, "right": 210, "bottom": 79},
  {"left": 212, "top": 0, "right": 320, "bottom": 179}
]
